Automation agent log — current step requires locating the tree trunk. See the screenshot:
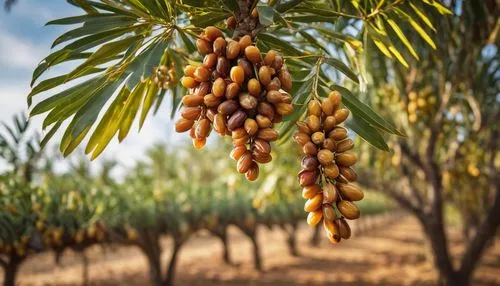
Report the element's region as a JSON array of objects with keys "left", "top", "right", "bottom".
[
  {"left": 219, "top": 226, "right": 232, "bottom": 265},
  {"left": 286, "top": 222, "right": 299, "bottom": 257},
  {"left": 310, "top": 224, "right": 320, "bottom": 246},
  {"left": 138, "top": 231, "right": 163, "bottom": 286},
  {"left": 249, "top": 233, "right": 262, "bottom": 271},
  {"left": 163, "top": 239, "right": 183, "bottom": 286},
  {"left": 3, "top": 258, "right": 20, "bottom": 286},
  {"left": 422, "top": 218, "right": 460, "bottom": 286},
  {"left": 146, "top": 249, "right": 163, "bottom": 286},
  {"left": 211, "top": 225, "right": 232, "bottom": 265},
  {"left": 456, "top": 185, "right": 500, "bottom": 286},
  {"left": 82, "top": 251, "right": 89, "bottom": 286}
]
